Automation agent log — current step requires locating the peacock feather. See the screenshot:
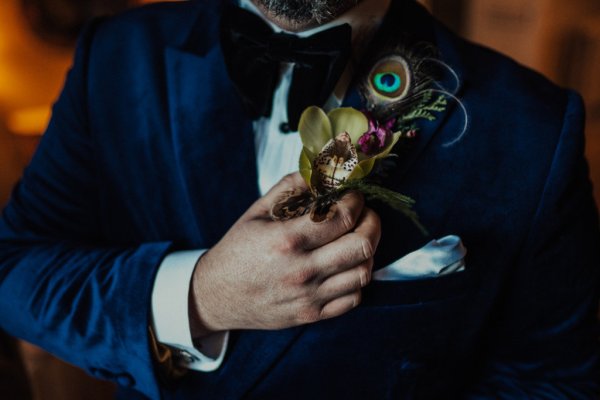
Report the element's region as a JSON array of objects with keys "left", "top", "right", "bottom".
[{"left": 358, "top": 43, "right": 444, "bottom": 129}]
